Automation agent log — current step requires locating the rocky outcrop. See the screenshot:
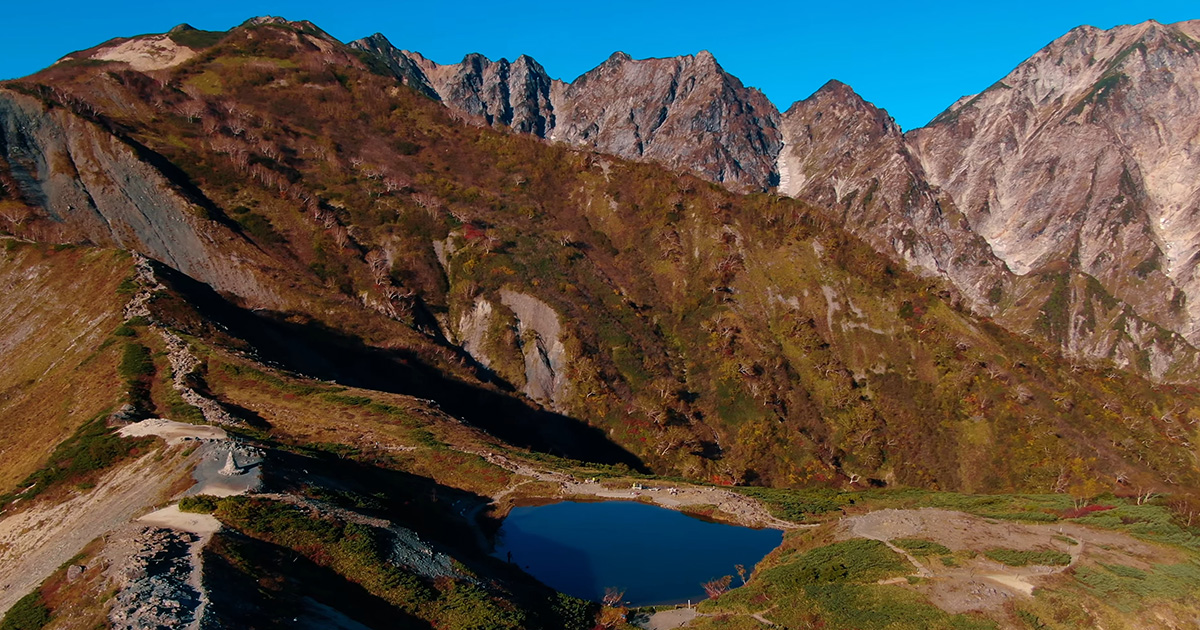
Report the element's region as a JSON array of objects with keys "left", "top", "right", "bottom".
[
  {"left": 352, "top": 36, "right": 782, "bottom": 190},
  {"left": 777, "top": 80, "right": 1009, "bottom": 309},
  {"left": 550, "top": 50, "right": 782, "bottom": 190},
  {"left": 108, "top": 526, "right": 206, "bottom": 630},
  {"left": 455, "top": 297, "right": 496, "bottom": 369},
  {"left": 349, "top": 34, "right": 440, "bottom": 100},
  {"left": 500, "top": 289, "right": 569, "bottom": 407},
  {"left": 0, "top": 89, "right": 279, "bottom": 306},
  {"left": 771, "top": 21, "right": 1200, "bottom": 379}
]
